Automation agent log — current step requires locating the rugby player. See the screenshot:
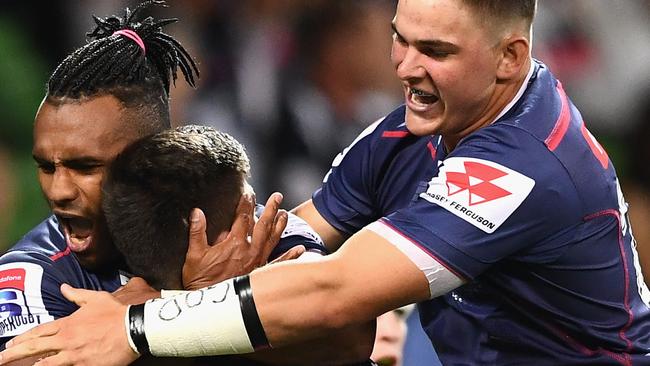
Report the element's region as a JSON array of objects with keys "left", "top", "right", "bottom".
[
  {"left": 0, "top": 0, "right": 201, "bottom": 347},
  {"left": 103, "top": 125, "right": 379, "bottom": 366},
  {"left": 0, "top": 1, "right": 373, "bottom": 365},
  {"left": 4, "top": 0, "right": 650, "bottom": 365}
]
